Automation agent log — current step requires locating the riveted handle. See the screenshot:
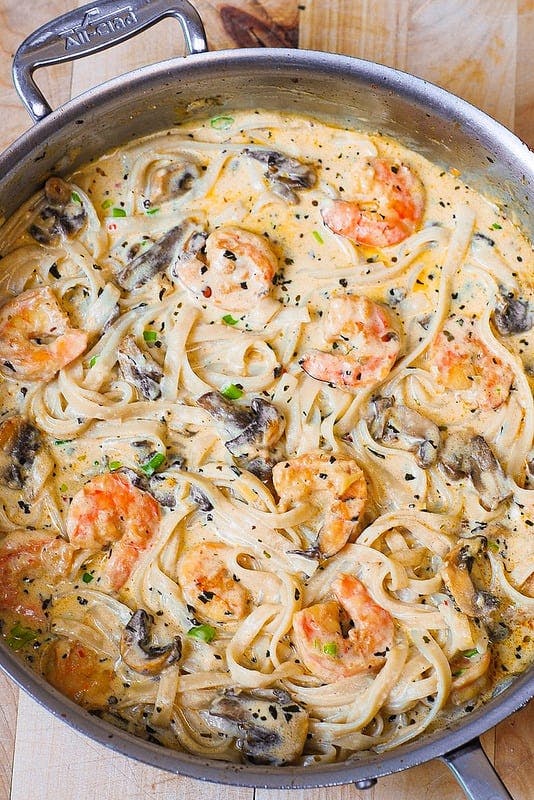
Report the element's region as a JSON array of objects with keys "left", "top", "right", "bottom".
[
  {"left": 441, "top": 738, "right": 514, "bottom": 800},
  {"left": 12, "top": 0, "right": 208, "bottom": 122}
]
